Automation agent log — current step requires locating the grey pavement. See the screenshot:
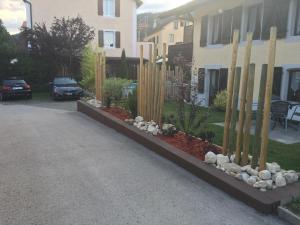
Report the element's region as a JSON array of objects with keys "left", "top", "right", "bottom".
[{"left": 0, "top": 102, "right": 288, "bottom": 225}]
